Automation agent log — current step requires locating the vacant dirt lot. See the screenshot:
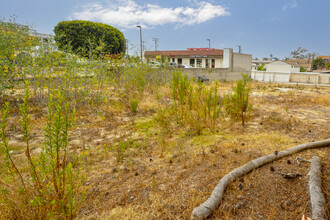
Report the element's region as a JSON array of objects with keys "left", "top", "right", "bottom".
[{"left": 1, "top": 82, "right": 329, "bottom": 219}]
